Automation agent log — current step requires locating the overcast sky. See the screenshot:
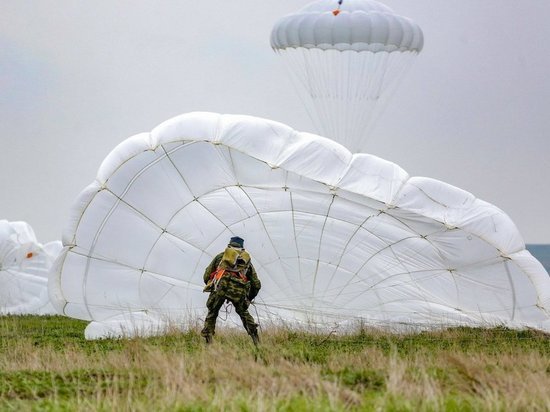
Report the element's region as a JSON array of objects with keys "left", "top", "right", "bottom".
[{"left": 1, "top": 0, "right": 549, "bottom": 244}]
